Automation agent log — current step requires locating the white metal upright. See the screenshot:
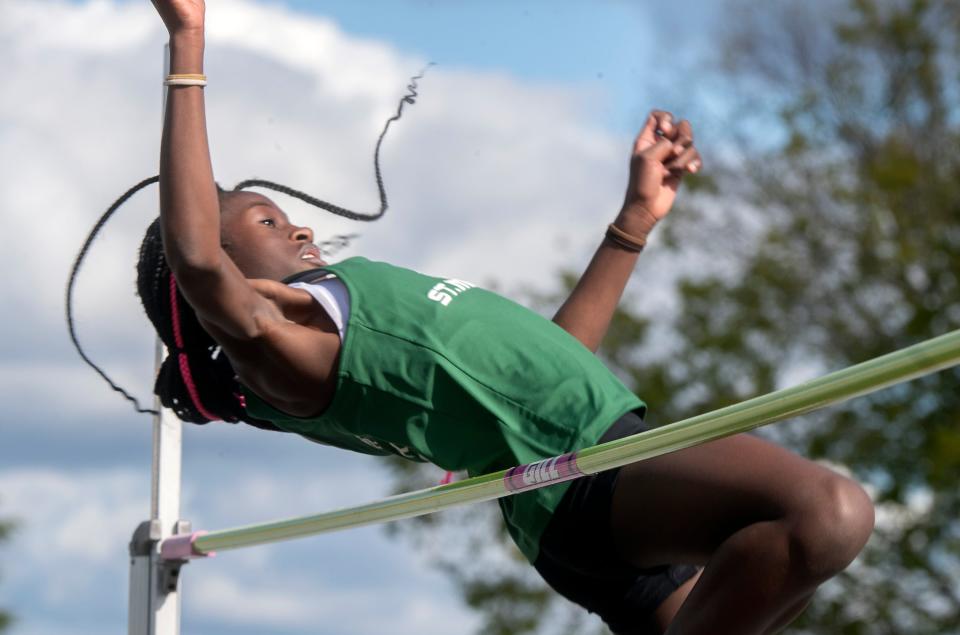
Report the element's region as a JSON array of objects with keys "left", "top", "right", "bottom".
[
  {"left": 128, "top": 44, "right": 187, "bottom": 635},
  {"left": 128, "top": 344, "right": 186, "bottom": 635}
]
